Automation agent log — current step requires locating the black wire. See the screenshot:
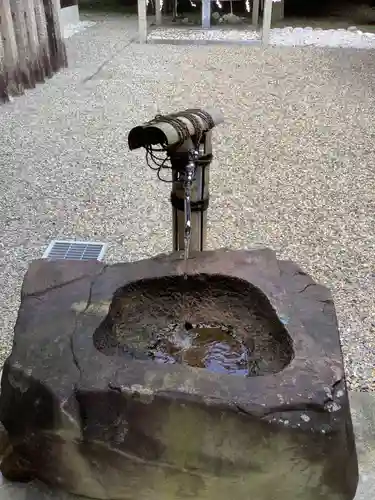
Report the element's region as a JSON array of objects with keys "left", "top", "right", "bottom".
[
  {"left": 143, "top": 111, "right": 213, "bottom": 182},
  {"left": 157, "top": 163, "right": 172, "bottom": 182},
  {"left": 145, "top": 143, "right": 212, "bottom": 183},
  {"left": 145, "top": 144, "right": 173, "bottom": 183}
]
